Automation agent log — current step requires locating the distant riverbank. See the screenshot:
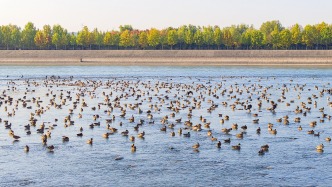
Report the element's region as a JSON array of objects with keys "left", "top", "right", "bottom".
[{"left": 0, "top": 50, "right": 331, "bottom": 66}]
